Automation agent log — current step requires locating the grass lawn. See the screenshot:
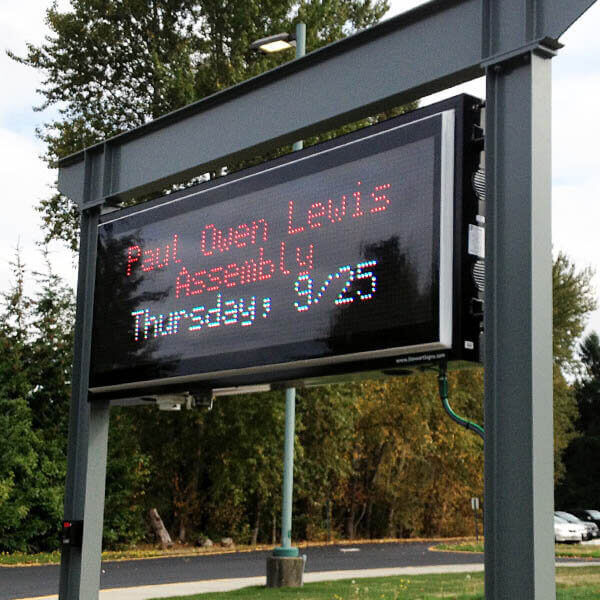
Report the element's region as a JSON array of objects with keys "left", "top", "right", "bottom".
[
  {"left": 435, "top": 541, "right": 600, "bottom": 560},
  {"left": 150, "top": 567, "right": 600, "bottom": 599},
  {"left": 0, "top": 550, "right": 62, "bottom": 565}
]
